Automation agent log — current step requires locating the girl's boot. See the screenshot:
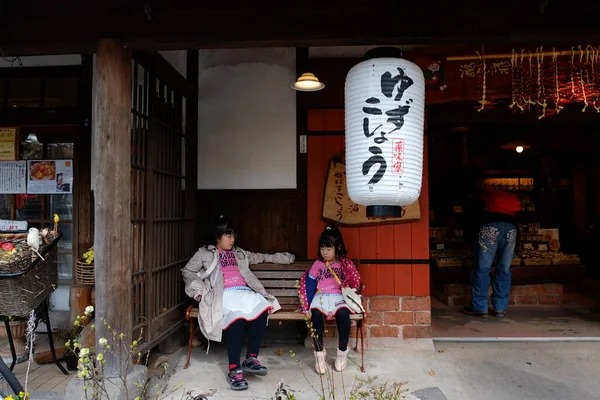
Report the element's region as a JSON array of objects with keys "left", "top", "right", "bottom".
[
  {"left": 334, "top": 348, "right": 349, "bottom": 372},
  {"left": 314, "top": 349, "right": 327, "bottom": 374}
]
